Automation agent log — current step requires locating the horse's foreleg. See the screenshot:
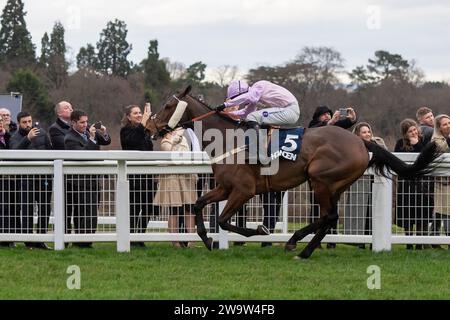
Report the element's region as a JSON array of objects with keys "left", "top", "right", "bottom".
[
  {"left": 285, "top": 219, "right": 324, "bottom": 251},
  {"left": 217, "top": 192, "right": 269, "bottom": 237},
  {"left": 297, "top": 225, "right": 331, "bottom": 259},
  {"left": 194, "top": 186, "right": 228, "bottom": 250},
  {"left": 297, "top": 204, "right": 339, "bottom": 259}
]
